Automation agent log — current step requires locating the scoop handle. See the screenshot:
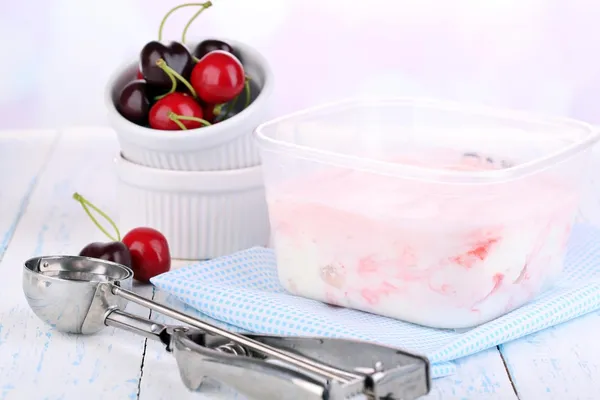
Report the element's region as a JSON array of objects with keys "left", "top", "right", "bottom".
[
  {"left": 109, "top": 283, "right": 359, "bottom": 382},
  {"left": 105, "top": 309, "right": 172, "bottom": 347}
]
